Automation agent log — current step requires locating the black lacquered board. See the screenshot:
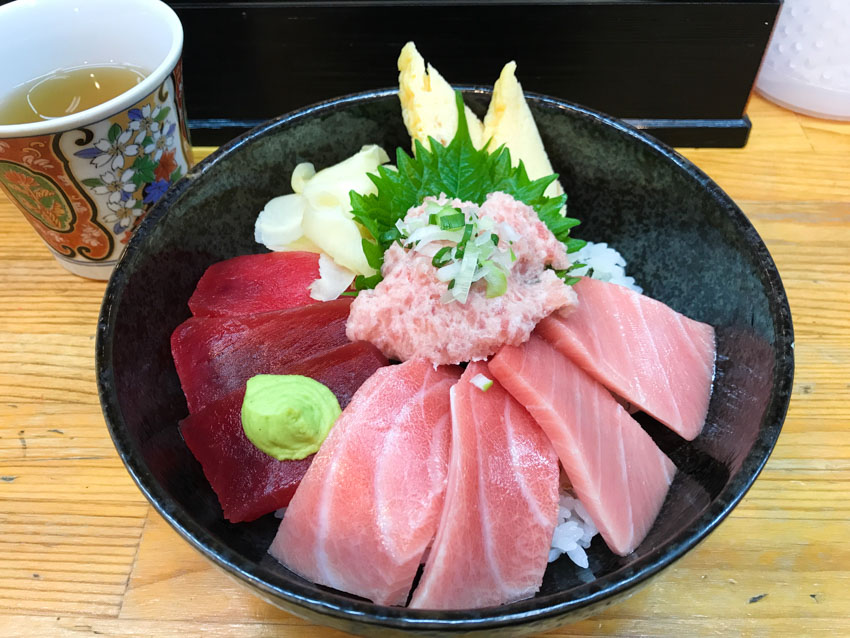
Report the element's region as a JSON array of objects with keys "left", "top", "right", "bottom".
[{"left": 157, "top": 0, "right": 780, "bottom": 147}]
